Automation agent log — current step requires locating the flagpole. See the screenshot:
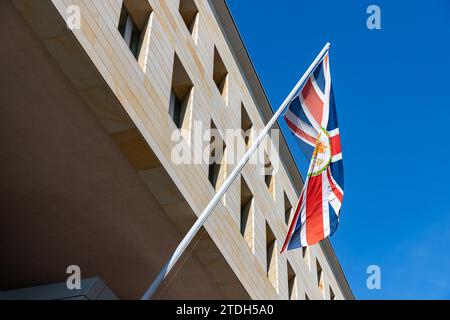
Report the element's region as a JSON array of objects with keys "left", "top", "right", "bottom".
[{"left": 141, "top": 42, "right": 331, "bottom": 300}]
